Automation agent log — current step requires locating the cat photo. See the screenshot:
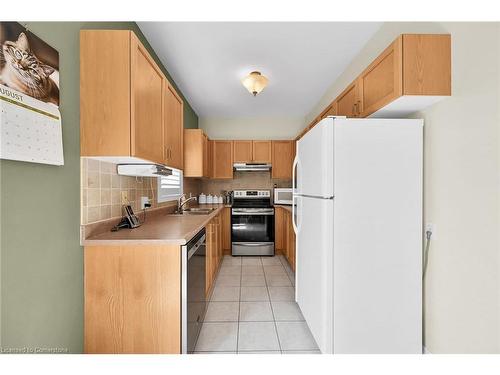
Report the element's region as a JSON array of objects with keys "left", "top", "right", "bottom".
[{"left": 0, "top": 22, "right": 59, "bottom": 106}]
